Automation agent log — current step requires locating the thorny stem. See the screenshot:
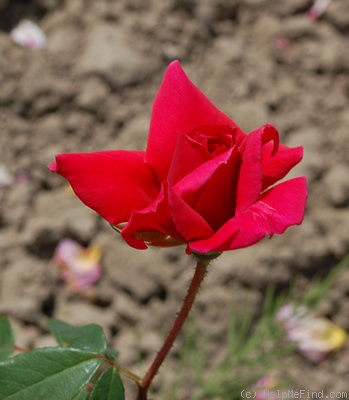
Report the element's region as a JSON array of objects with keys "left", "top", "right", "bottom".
[{"left": 137, "top": 258, "right": 210, "bottom": 400}]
